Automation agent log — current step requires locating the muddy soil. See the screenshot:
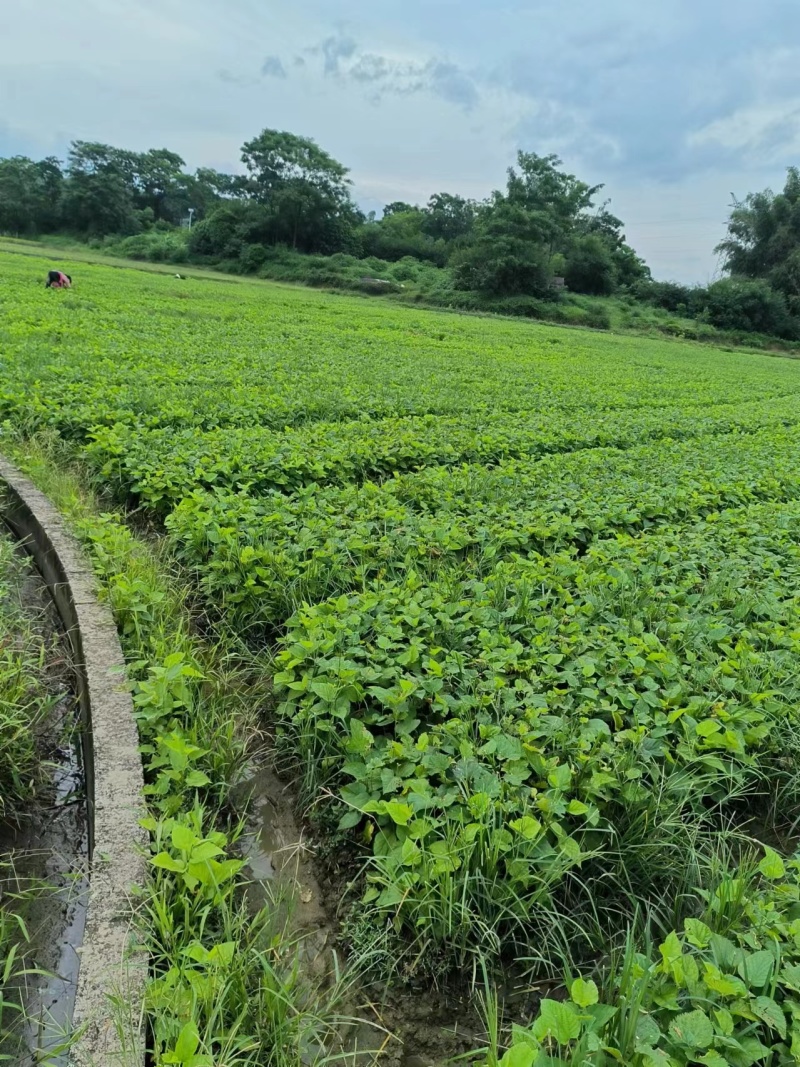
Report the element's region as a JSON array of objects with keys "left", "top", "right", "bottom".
[
  {"left": 0, "top": 546, "right": 88, "bottom": 1067},
  {"left": 235, "top": 764, "right": 486, "bottom": 1067}
]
